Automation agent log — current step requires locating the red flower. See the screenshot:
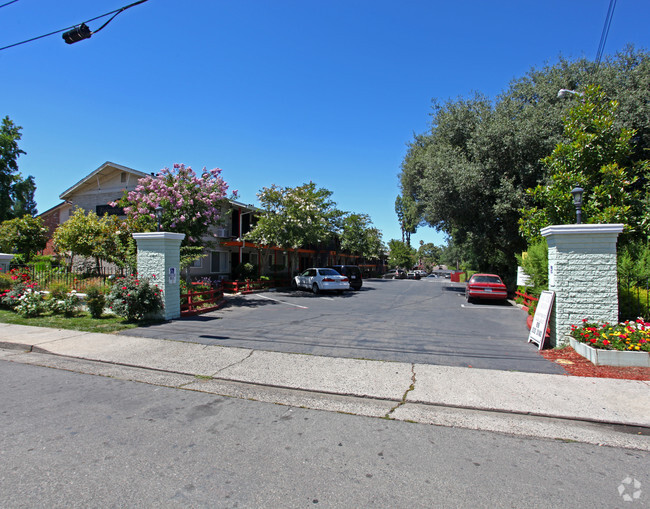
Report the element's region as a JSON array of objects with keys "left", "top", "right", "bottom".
[{"left": 602, "top": 340, "right": 610, "bottom": 346}]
